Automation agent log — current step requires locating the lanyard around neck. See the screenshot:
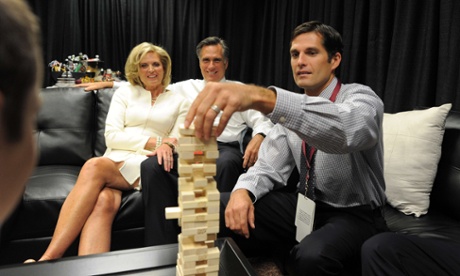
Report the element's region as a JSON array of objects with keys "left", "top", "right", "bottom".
[{"left": 302, "top": 80, "right": 342, "bottom": 163}]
